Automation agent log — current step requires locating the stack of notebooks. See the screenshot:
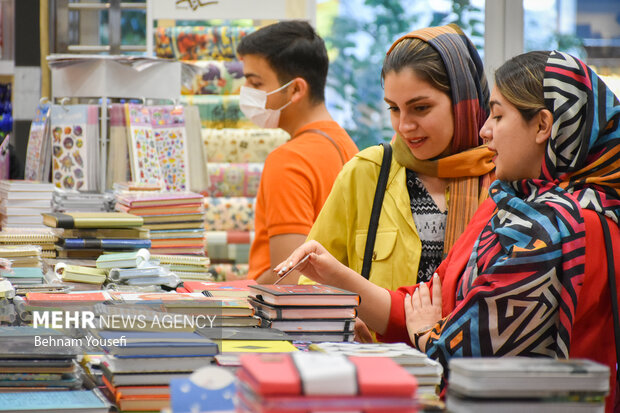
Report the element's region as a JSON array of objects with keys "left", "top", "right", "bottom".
[
  {"left": 151, "top": 253, "right": 211, "bottom": 282},
  {"left": 309, "top": 342, "right": 442, "bottom": 399},
  {"left": 54, "top": 263, "right": 107, "bottom": 290},
  {"left": 115, "top": 192, "right": 206, "bottom": 255},
  {"left": 446, "top": 357, "right": 610, "bottom": 413},
  {"left": 95, "top": 330, "right": 219, "bottom": 412},
  {"left": 52, "top": 188, "right": 115, "bottom": 212},
  {"left": 236, "top": 352, "right": 418, "bottom": 413},
  {"left": 0, "top": 390, "right": 110, "bottom": 413},
  {"left": 0, "top": 246, "right": 45, "bottom": 287},
  {"left": 0, "top": 180, "right": 54, "bottom": 229},
  {"left": 42, "top": 212, "right": 149, "bottom": 260},
  {"left": 248, "top": 285, "right": 359, "bottom": 342},
  {"left": 0, "top": 326, "right": 84, "bottom": 392},
  {"left": 0, "top": 228, "right": 59, "bottom": 259}
]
